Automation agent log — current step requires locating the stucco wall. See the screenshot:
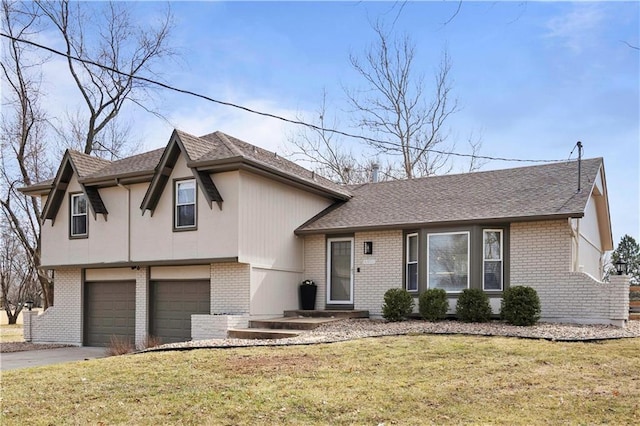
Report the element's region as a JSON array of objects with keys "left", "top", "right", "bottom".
[
  {"left": 27, "top": 268, "right": 83, "bottom": 345},
  {"left": 511, "top": 220, "right": 628, "bottom": 326}
]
